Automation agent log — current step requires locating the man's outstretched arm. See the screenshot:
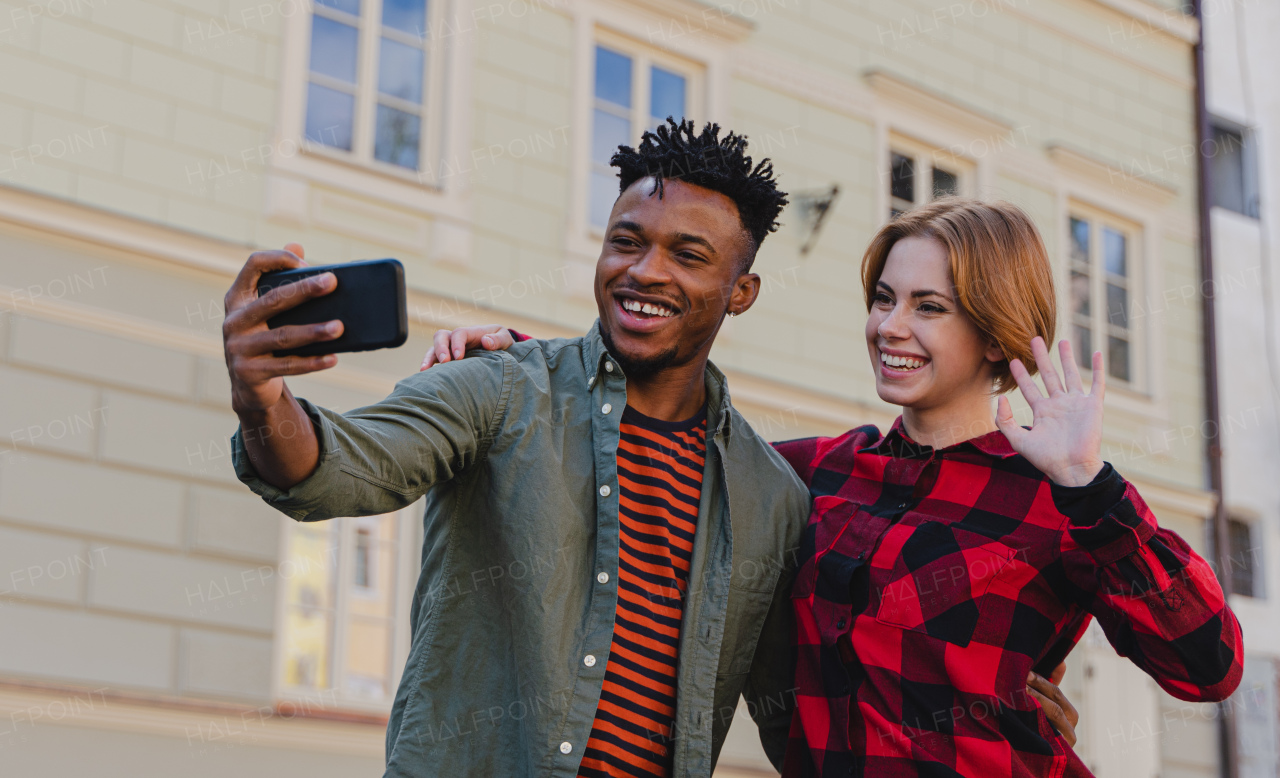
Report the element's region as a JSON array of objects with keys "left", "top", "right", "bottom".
[{"left": 224, "top": 247, "right": 510, "bottom": 523}]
